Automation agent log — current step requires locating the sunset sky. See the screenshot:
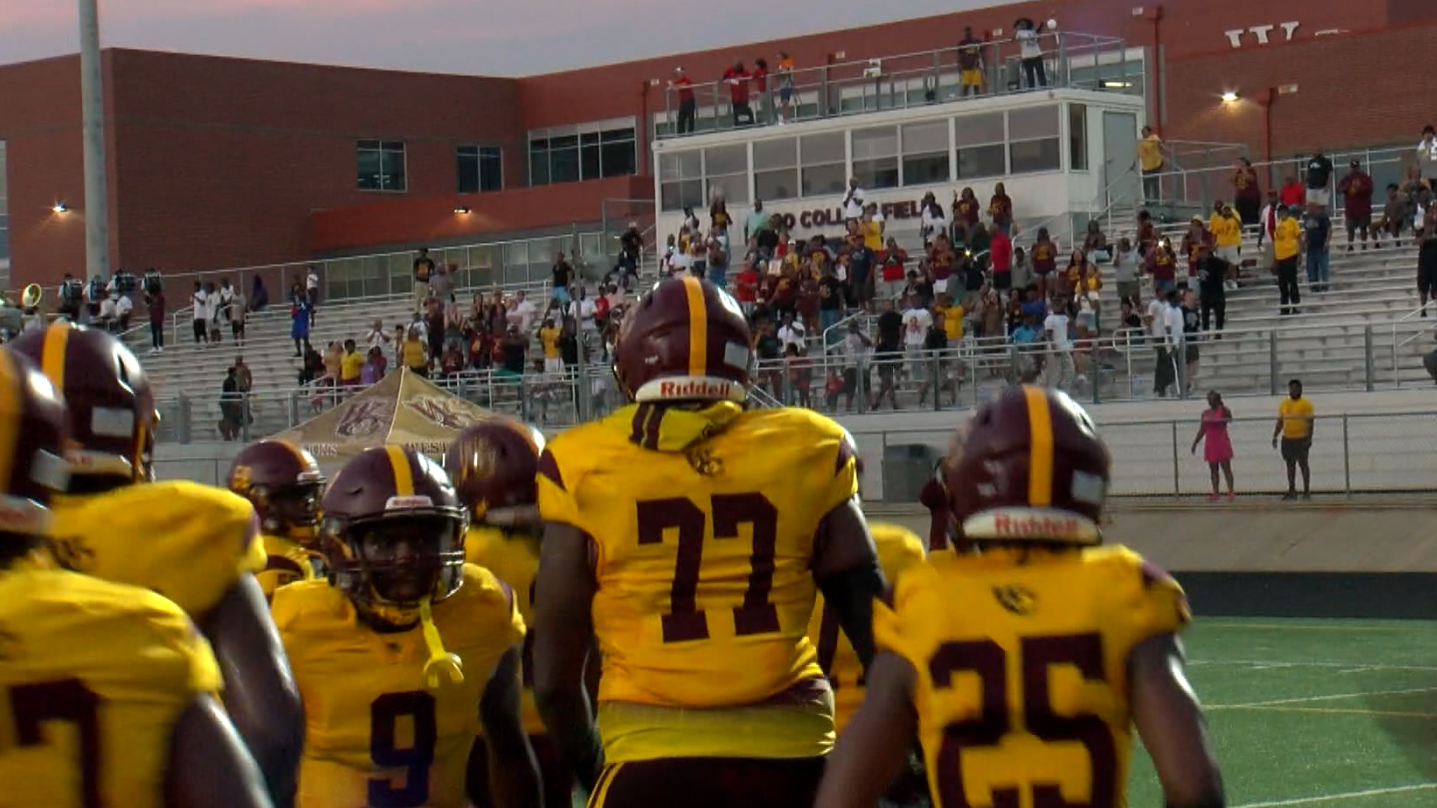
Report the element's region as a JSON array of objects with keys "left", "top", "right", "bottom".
[{"left": 0, "top": 0, "right": 996, "bottom": 76}]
